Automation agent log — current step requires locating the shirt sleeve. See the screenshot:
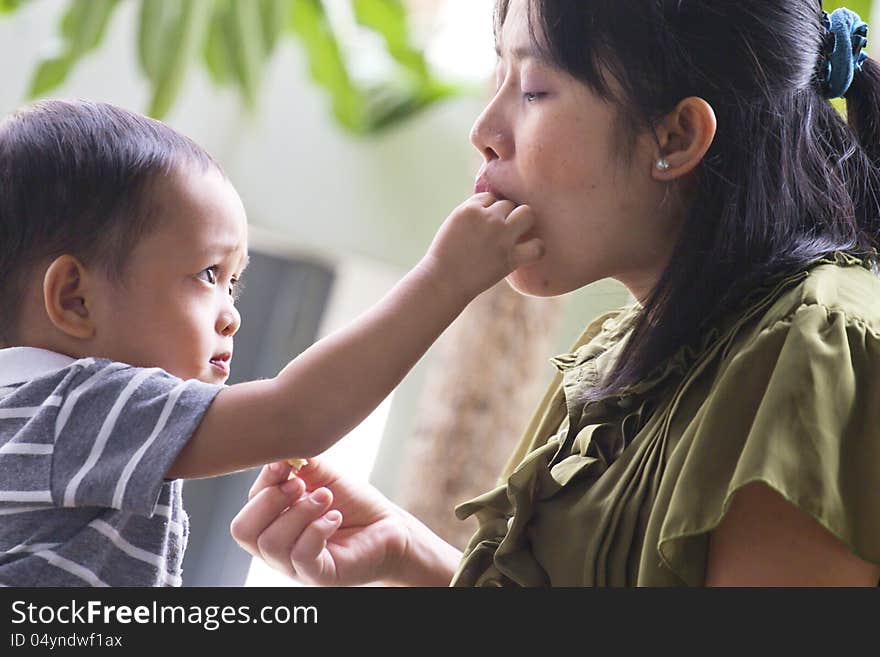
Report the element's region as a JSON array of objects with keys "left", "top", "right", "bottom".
[
  {"left": 41, "top": 360, "right": 222, "bottom": 516},
  {"left": 655, "top": 302, "right": 880, "bottom": 585}
]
